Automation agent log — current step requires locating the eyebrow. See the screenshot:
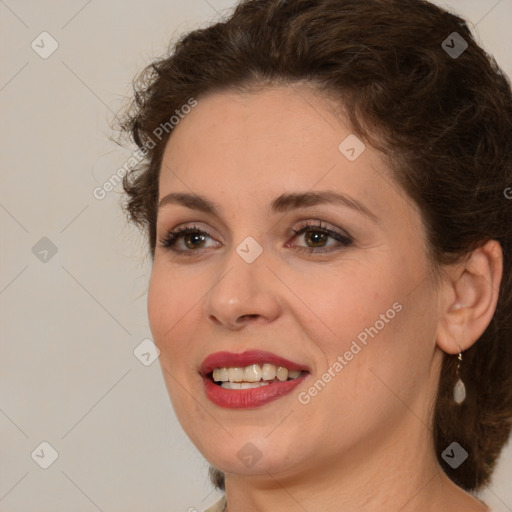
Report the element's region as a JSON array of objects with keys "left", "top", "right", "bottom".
[{"left": 158, "top": 191, "right": 378, "bottom": 222}]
